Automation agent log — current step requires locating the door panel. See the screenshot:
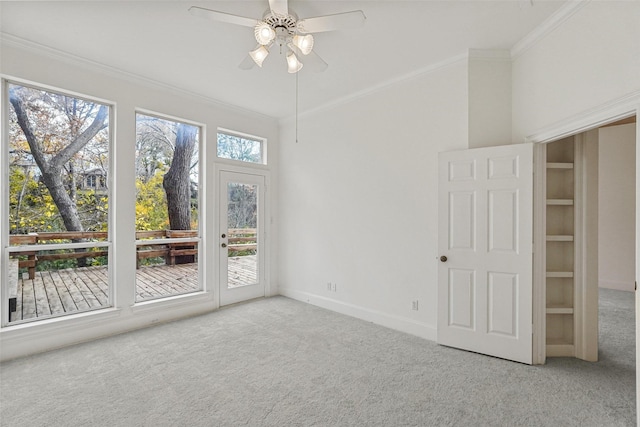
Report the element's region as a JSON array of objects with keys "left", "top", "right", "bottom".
[
  {"left": 438, "top": 143, "right": 533, "bottom": 364},
  {"left": 219, "top": 171, "right": 265, "bottom": 306}
]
